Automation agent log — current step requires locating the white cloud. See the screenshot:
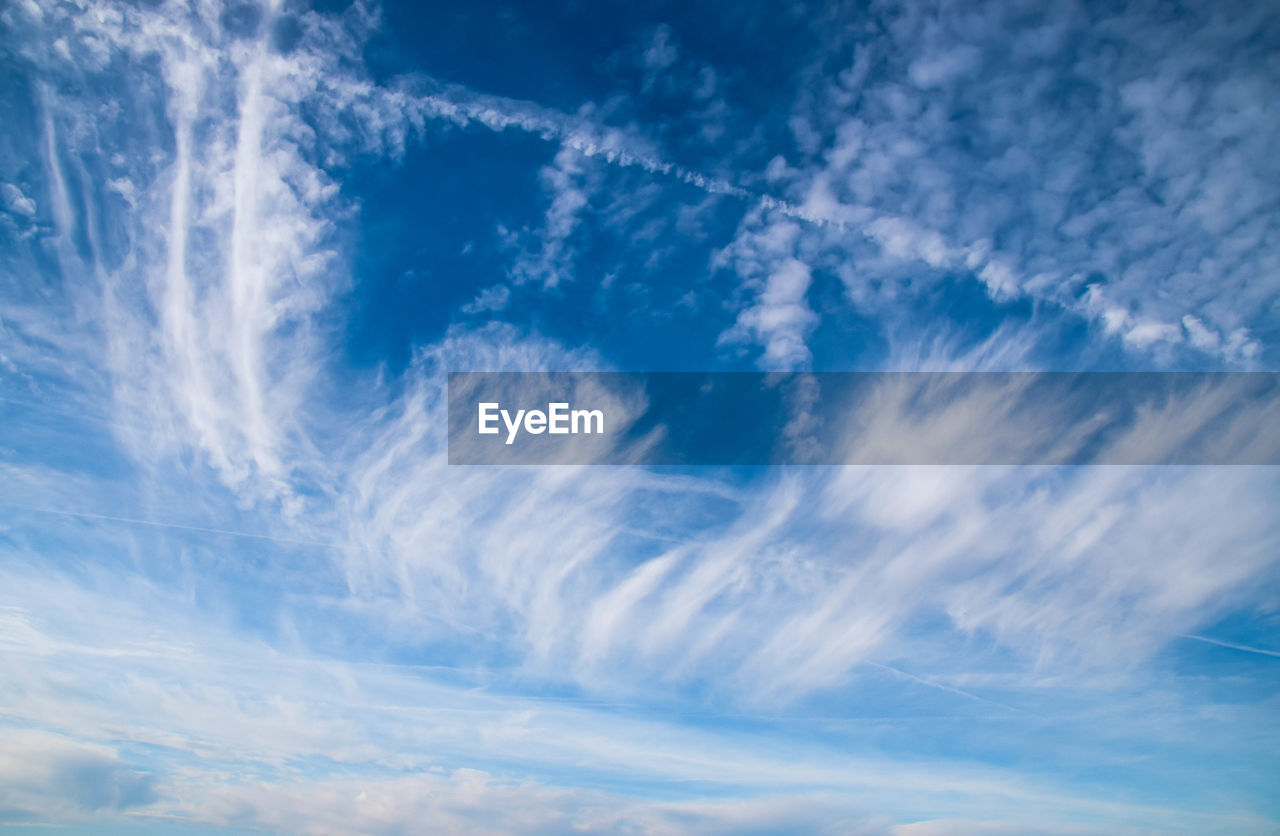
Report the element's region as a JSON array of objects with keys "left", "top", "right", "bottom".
[
  {"left": 644, "top": 24, "right": 678, "bottom": 74},
  {"left": 510, "top": 146, "right": 598, "bottom": 288},
  {"left": 1, "top": 183, "right": 36, "bottom": 216},
  {"left": 462, "top": 284, "right": 511, "bottom": 314},
  {"left": 908, "top": 44, "right": 981, "bottom": 88},
  {"left": 3, "top": 558, "right": 1269, "bottom": 833},
  {"left": 719, "top": 257, "right": 818, "bottom": 368},
  {"left": 753, "top": 0, "right": 1280, "bottom": 363},
  {"left": 0, "top": 729, "right": 157, "bottom": 819}
]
